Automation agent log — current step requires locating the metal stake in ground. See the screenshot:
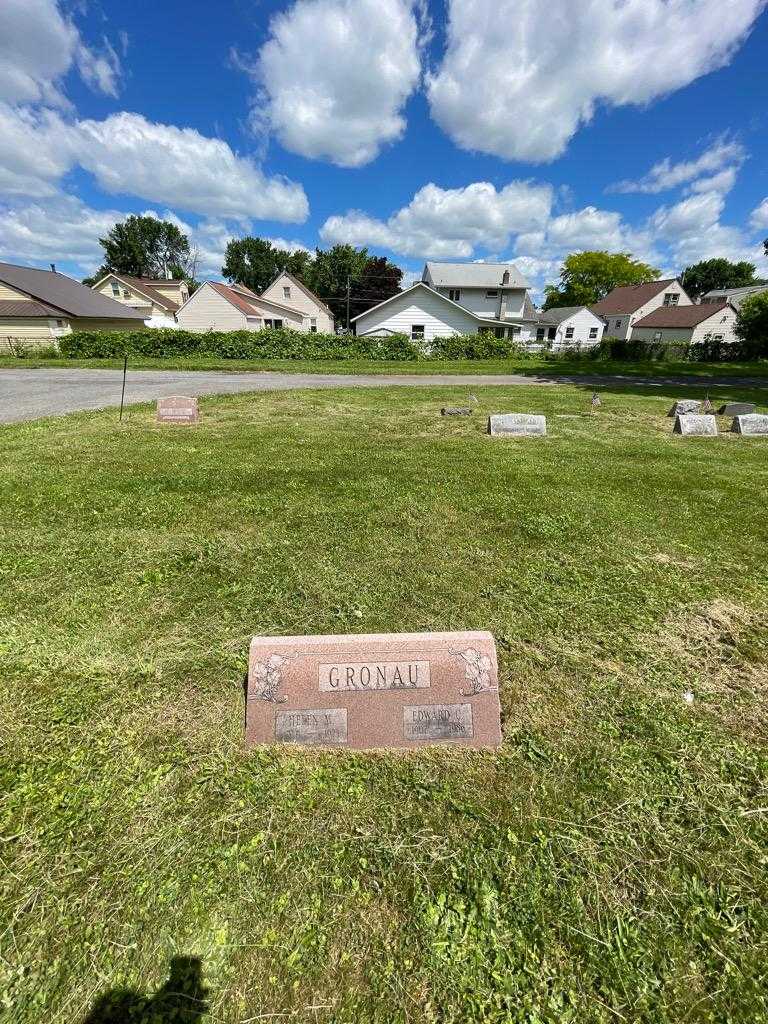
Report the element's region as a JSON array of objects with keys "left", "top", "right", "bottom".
[{"left": 119, "top": 354, "right": 128, "bottom": 422}]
